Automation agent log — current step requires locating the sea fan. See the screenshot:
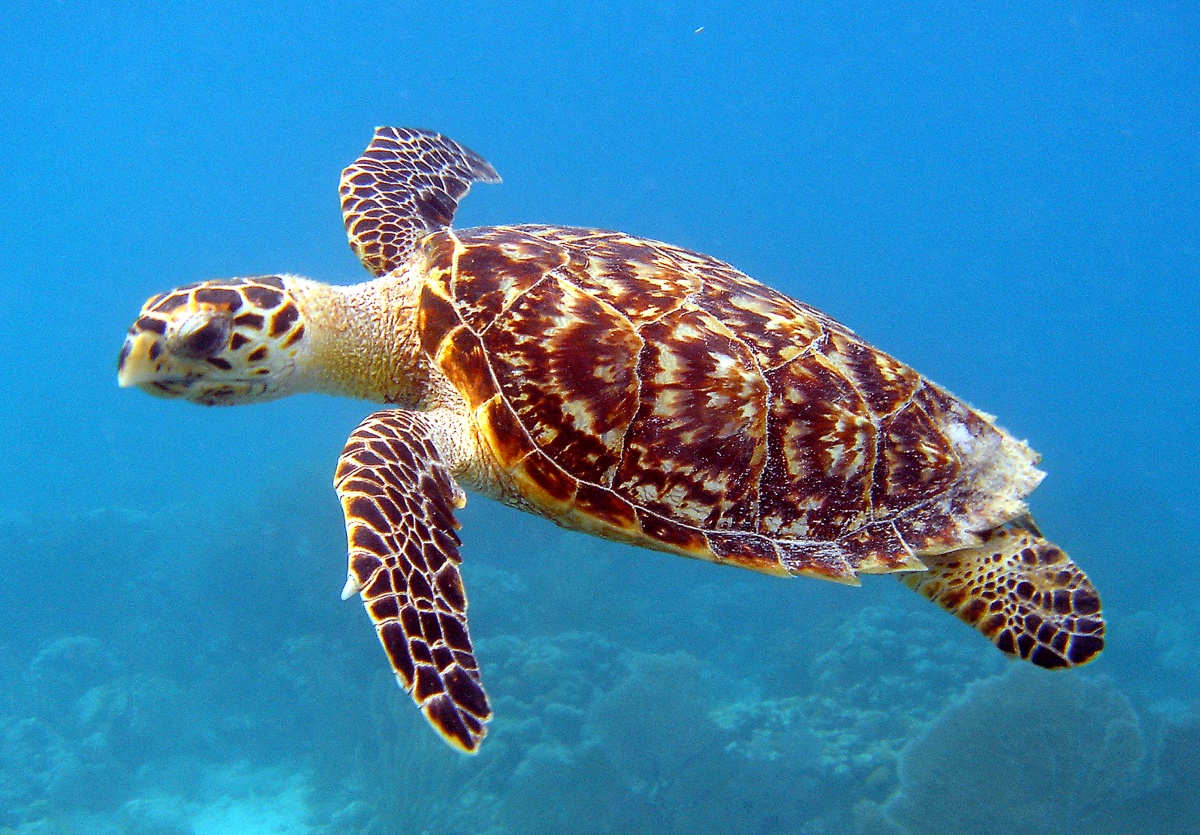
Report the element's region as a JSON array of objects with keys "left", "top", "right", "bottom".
[{"left": 879, "top": 666, "right": 1146, "bottom": 835}]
